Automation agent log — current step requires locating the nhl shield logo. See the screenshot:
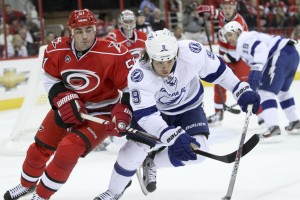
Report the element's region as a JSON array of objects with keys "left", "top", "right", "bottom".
[{"left": 65, "top": 55, "right": 71, "bottom": 63}]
